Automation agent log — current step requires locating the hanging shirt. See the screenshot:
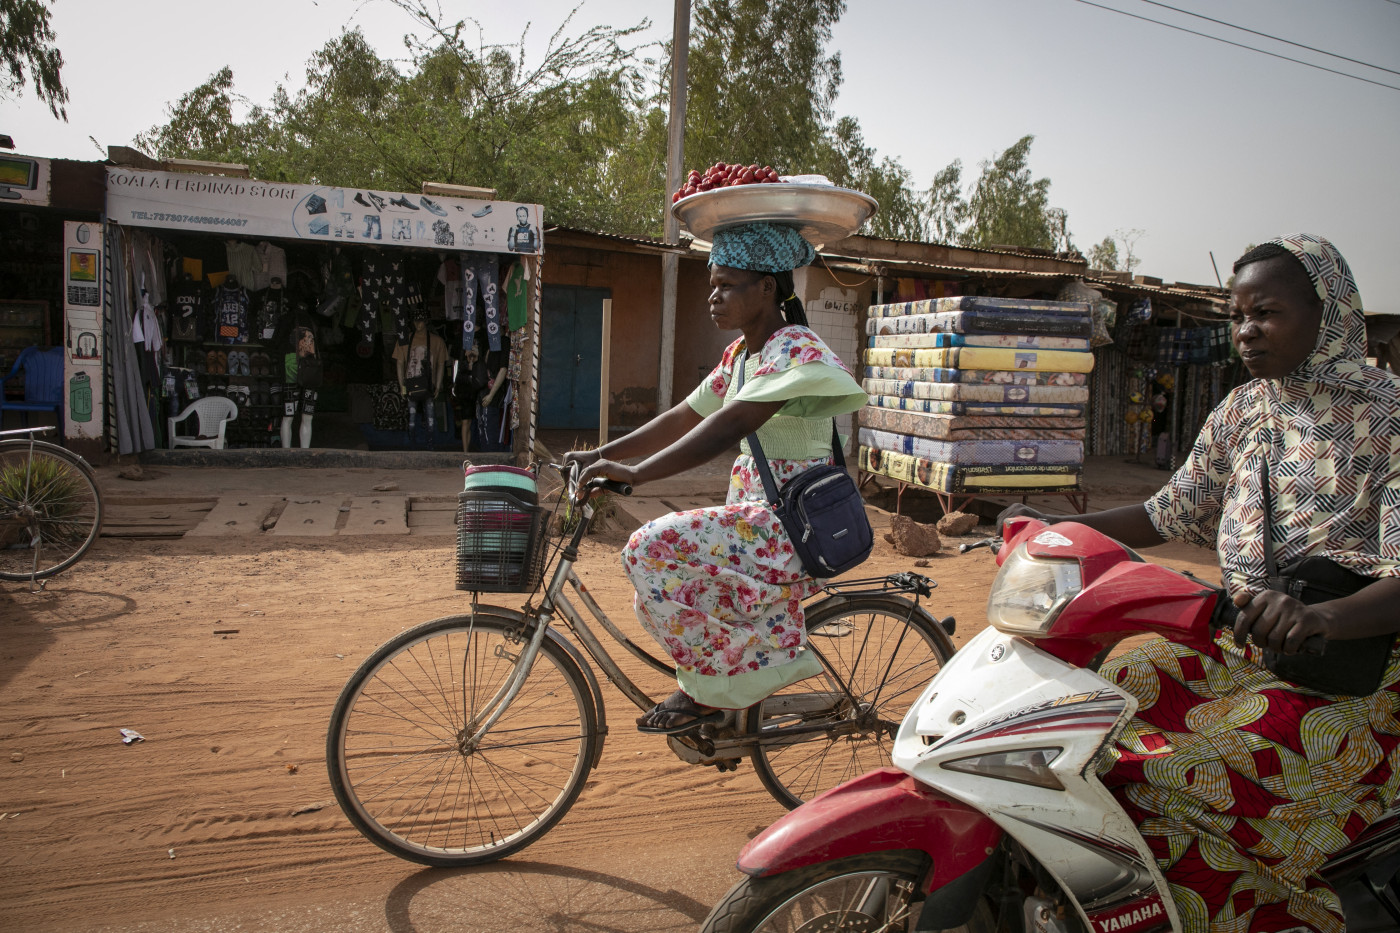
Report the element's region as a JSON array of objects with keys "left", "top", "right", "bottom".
[
  {"left": 253, "top": 241, "right": 288, "bottom": 291},
  {"left": 211, "top": 283, "right": 251, "bottom": 344},
  {"left": 225, "top": 241, "right": 262, "bottom": 290},
  {"left": 503, "top": 261, "right": 529, "bottom": 331}
]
